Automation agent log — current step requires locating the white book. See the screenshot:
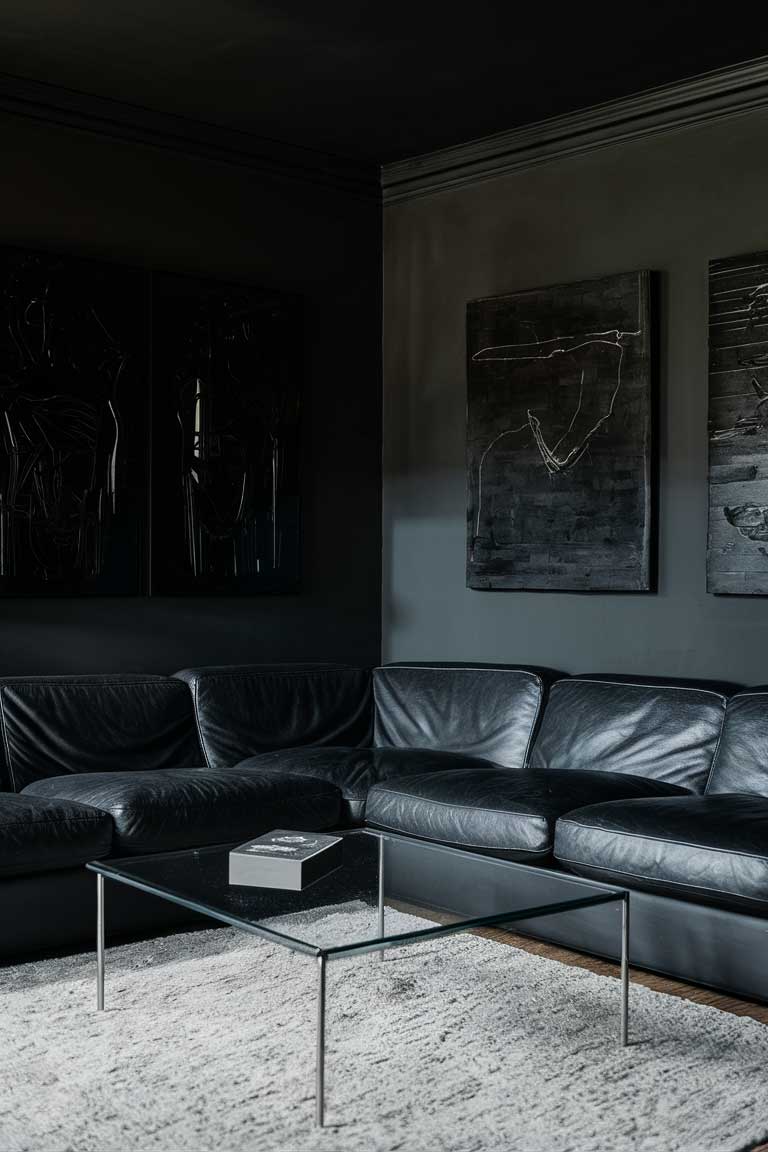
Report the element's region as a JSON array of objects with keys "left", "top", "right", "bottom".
[{"left": 229, "top": 829, "right": 343, "bottom": 891}]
